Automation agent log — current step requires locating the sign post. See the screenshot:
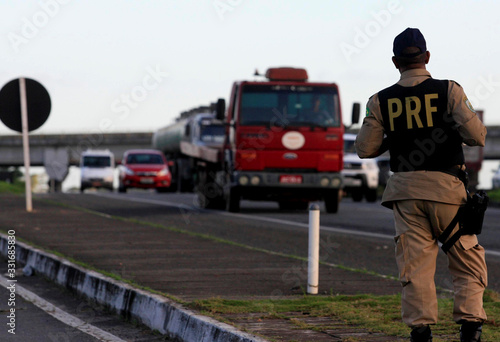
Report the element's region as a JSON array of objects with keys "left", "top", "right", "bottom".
[
  {"left": 19, "top": 78, "right": 32, "bottom": 211},
  {"left": 0, "top": 78, "right": 51, "bottom": 212}
]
